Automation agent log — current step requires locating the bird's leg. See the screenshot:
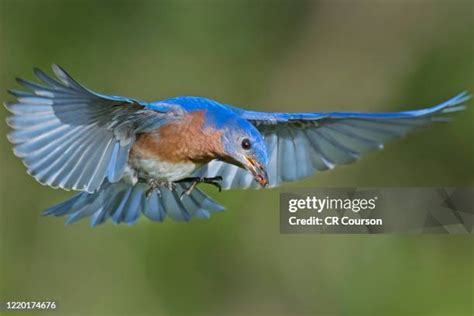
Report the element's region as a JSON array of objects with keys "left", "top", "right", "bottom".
[
  {"left": 165, "top": 181, "right": 177, "bottom": 191},
  {"left": 178, "top": 176, "right": 223, "bottom": 200},
  {"left": 146, "top": 179, "right": 176, "bottom": 198},
  {"left": 181, "top": 181, "right": 198, "bottom": 199},
  {"left": 146, "top": 179, "right": 160, "bottom": 198},
  {"left": 181, "top": 176, "right": 223, "bottom": 191}
]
